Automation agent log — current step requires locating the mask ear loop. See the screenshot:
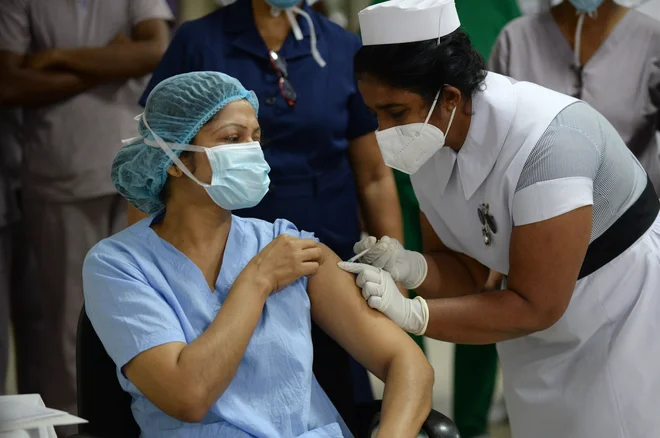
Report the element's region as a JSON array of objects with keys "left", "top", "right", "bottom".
[
  {"left": 420, "top": 88, "right": 456, "bottom": 138},
  {"left": 573, "top": 12, "right": 586, "bottom": 69},
  {"left": 419, "top": 90, "right": 442, "bottom": 135},
  {"left": 139, "top": 113, "right": 212, "bottom": 188},
  {"left": 284, "top": 8, "right": 304, "bottom": 40},
  {"left": 291, "top": 6, "right": 327, "bottom": 67}
]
